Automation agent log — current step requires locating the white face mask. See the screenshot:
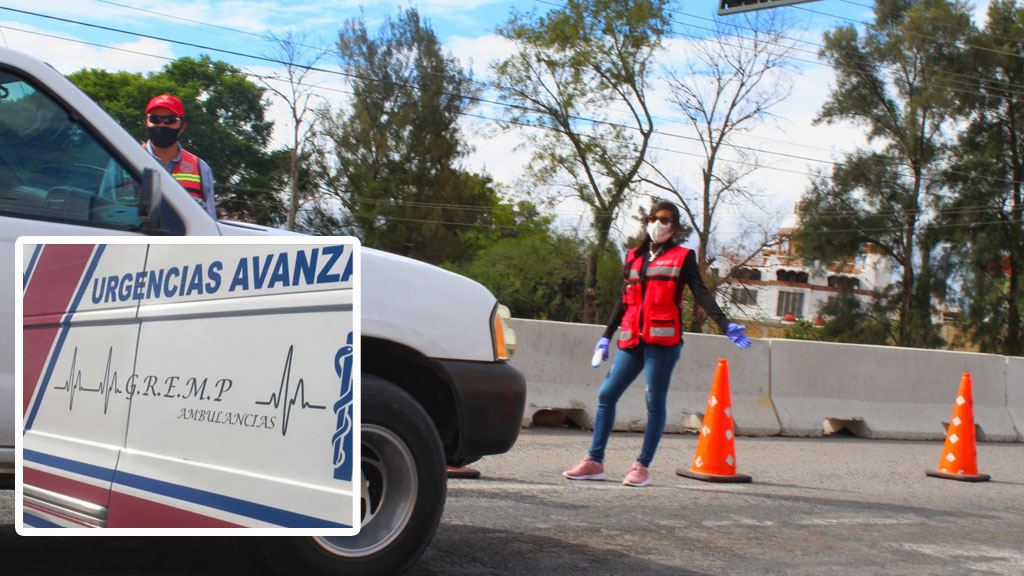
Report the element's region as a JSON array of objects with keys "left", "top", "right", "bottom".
[{"left": 647, "top": 220, "right": 674, "bottom": 244}]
